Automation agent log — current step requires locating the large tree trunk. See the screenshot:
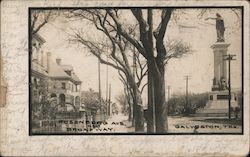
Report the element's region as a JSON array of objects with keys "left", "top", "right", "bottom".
[
  {"left": 151, "top": 8, "right": 172, "bottom": 133},
  {"left": 154, "top": 58, "right": 168, "bottom": 133},
  {"left": 133, "top": 88, "right": 144, "bottom": 132},
  {"left": 146, "top": 9, "right": 155, "bottom": 133},
  {"left": 127, "top": 75, "right": 144, "bottom": 132},
  {"left": 128, "top": 101, "right": 132, "bottom": 121},
  {"left": 147, "top": 58, "right": 168, "bottom": 133},
  {"left": 124, "top": 86, "right": 133, "bottom": 121},
  {"left": 147, "top": 60, "right": 155, "bottom": 133}
]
